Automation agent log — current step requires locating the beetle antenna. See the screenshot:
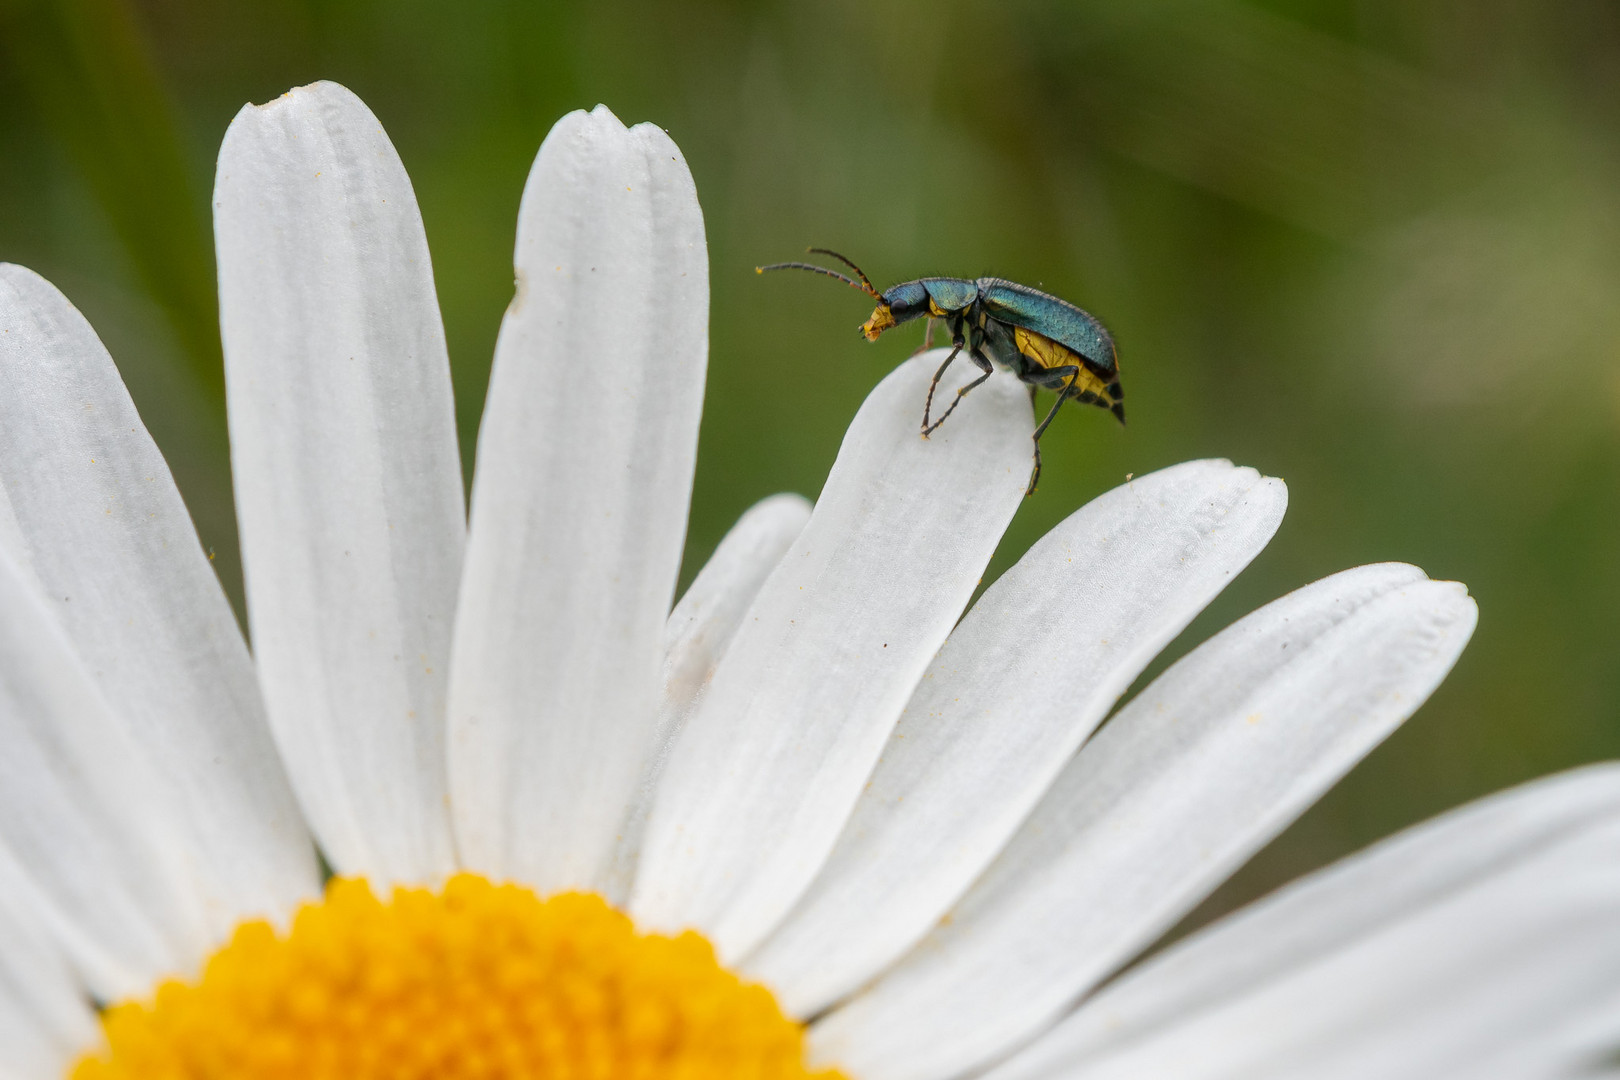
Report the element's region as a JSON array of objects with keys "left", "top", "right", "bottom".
[
  {"left": 756, "top": 259, "right": 881, "bottom": 300},
  {"left": 806, "top": 248, "right": 879, "bottom": 296}
]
